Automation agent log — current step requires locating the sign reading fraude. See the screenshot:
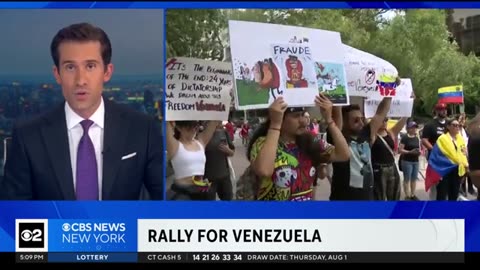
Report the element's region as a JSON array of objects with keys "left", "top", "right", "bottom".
[{"left": 138, "top": 219, "right": 464, "bottom": 252}]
